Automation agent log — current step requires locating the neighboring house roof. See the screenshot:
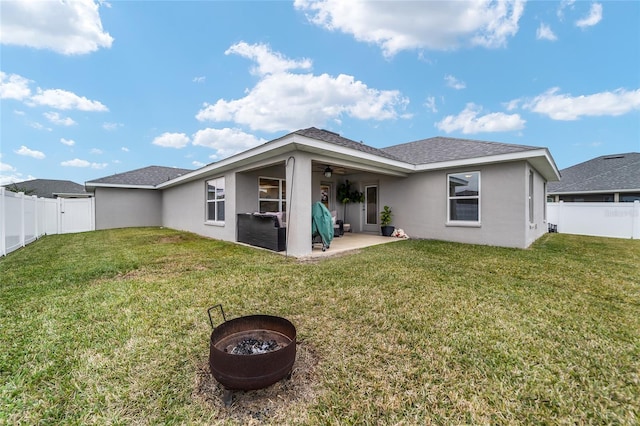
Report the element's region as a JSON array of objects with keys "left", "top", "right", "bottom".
[
  {"left": 382, "top": 136, "right": 541, "bottom": 165},
  {"left": 2, "top": 179, "right": 88, "bottom": 198},
  {"left": 548, "top": 153, "right": 640, "bottom": 194},
  {"left": 86, "top": 165, "right": 193, "bottom": 188}
]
